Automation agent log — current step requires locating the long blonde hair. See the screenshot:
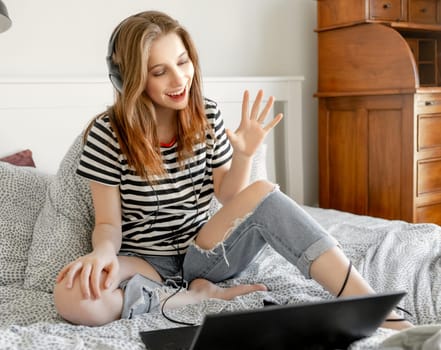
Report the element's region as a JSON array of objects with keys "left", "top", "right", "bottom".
[{"left": 86, "top": 11, "right": 209, "bottom": 179}]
